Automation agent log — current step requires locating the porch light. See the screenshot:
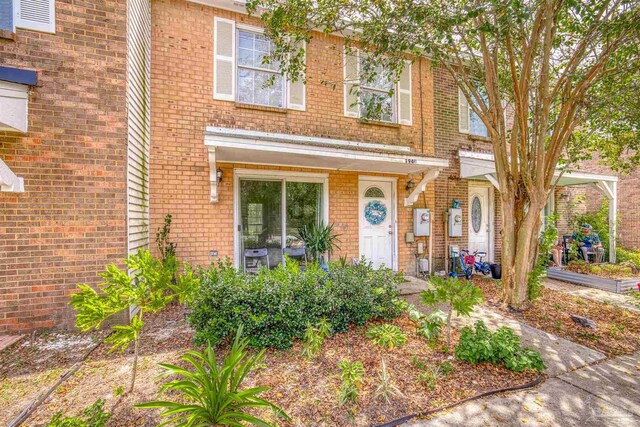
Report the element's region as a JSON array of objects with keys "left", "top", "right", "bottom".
[
  {"left": 406, "top": 180, "right": 415, "bottom": 191},
  {"left": 216, "top": 168, "right": 223, "bottom": 183}
]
